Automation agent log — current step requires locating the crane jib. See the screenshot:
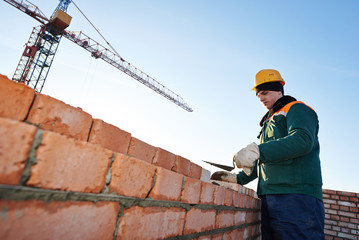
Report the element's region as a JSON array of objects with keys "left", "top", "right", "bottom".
[
  {"left": 64, "top": 31, "right": 193, "bottom": 112},
  {"left": 3, "top": 0, "right": 193, "bottom": 112}
]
